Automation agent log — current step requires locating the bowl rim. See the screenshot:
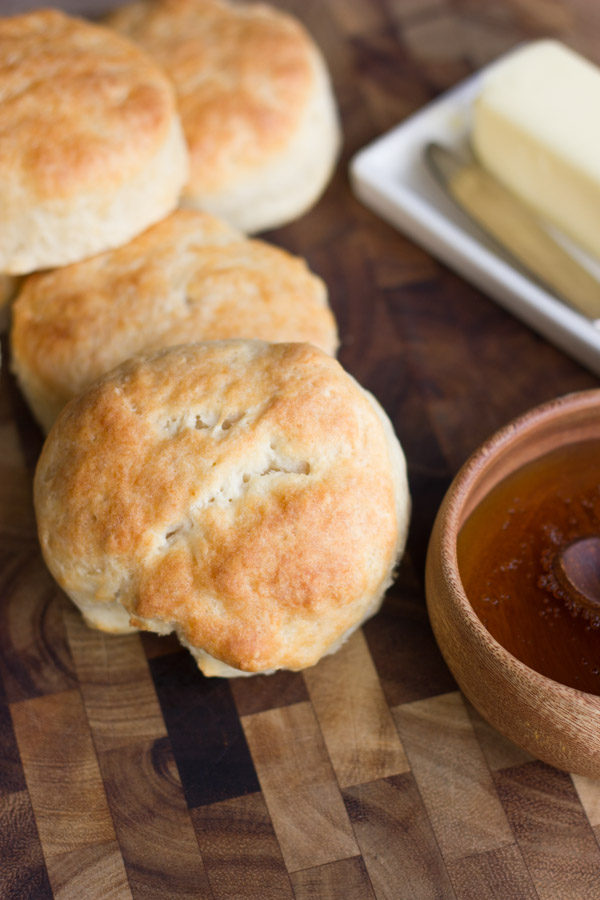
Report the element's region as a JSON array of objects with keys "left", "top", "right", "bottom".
[{"left": 436, "top": 386, "right": 600, "bottom": 706}]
